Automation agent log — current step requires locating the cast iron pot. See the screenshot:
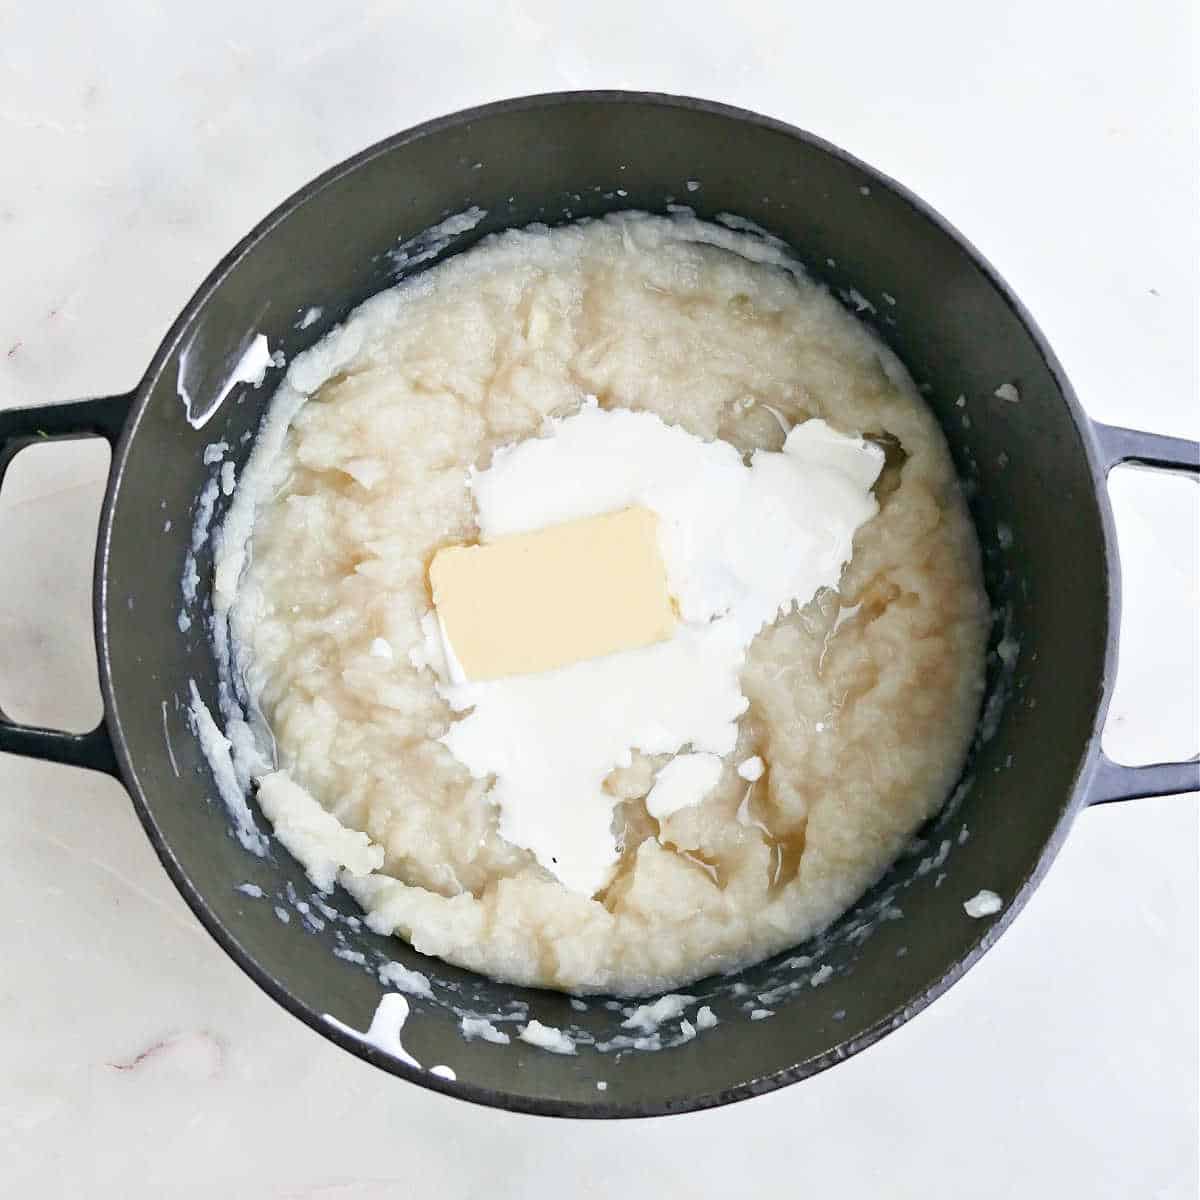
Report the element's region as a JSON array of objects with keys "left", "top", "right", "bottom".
[{"left": 2, "top": 93, "right": 1197, "bottom": 1118}]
